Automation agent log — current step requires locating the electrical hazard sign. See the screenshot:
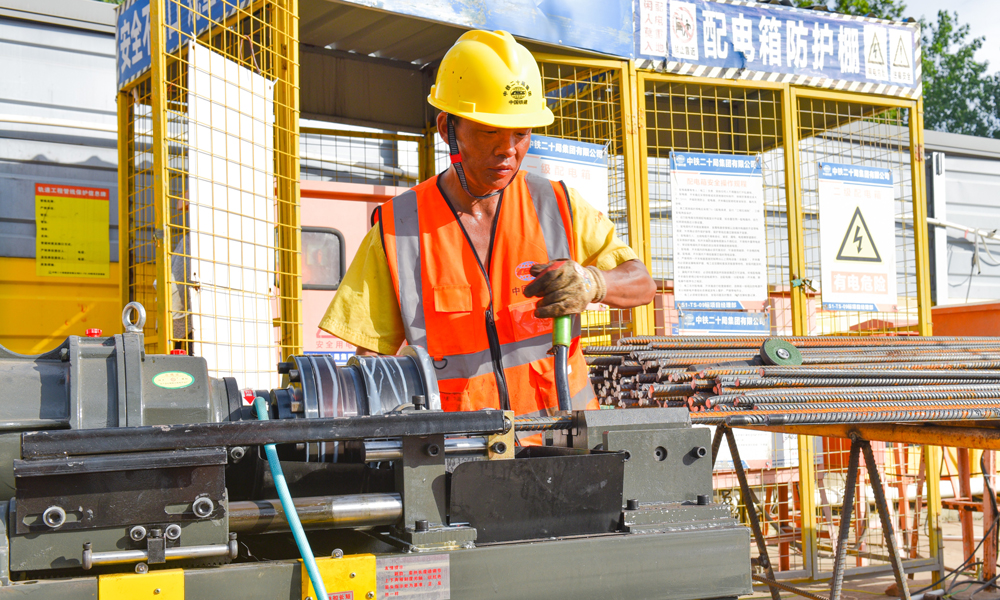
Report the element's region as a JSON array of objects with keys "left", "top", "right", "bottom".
[
  {"left": 864, "top": 25, "right": 889, "bottom": 81},
  {"left": 835, "top": 207, "right": 882, "bottom": 262},
  {"left": 888, "top": 29, "right": 914, "bottom": 85},
  {"left": 817, "top": 162, "right": 897, "bottom": 312}
]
